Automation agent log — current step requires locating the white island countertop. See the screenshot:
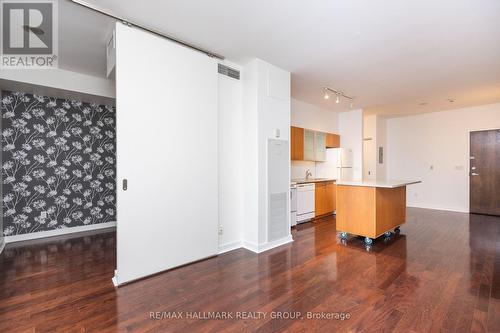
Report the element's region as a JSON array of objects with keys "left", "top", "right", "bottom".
[{"left": 335, "top": 179, "right": 421, "bottom": 188}]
